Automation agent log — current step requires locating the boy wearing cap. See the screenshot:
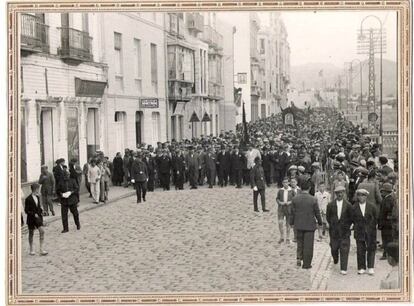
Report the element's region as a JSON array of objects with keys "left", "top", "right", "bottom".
[
  {"left": 315, "top": 182, "right": 331, "bottom": 239},
  {"left": 352, "top": 188, "right": 378, "bottom": 275},
  {"left": 276, "top": 178, "right": 294, "bottom": 243},
  {"left": 326, "top": 186, "right": 352, "bottom": 275},
  {"left": 378, "top": 183, "right": 396, "bottom": 260}
]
